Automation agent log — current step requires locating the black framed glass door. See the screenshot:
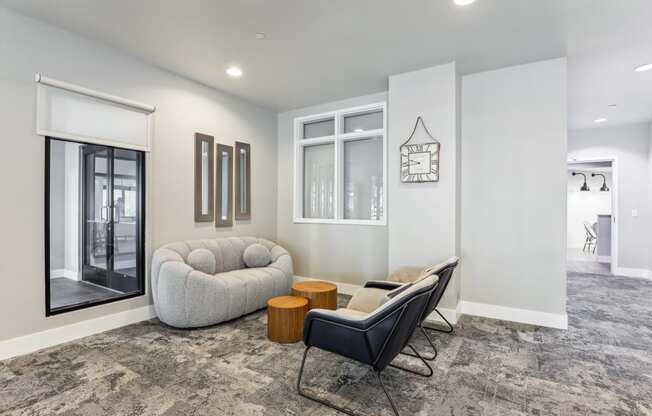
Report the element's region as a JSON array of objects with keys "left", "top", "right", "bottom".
[
  {"left": 82, "top": 145, "right": 111, "bottom": 287},
  {"left": 82, "top": 145, "right": 144, "bottom": 293},
  {"left": 108, "top": 148, "right": 143, "bottom": 292},
  {"left": 46, "top": 136, "right": 145, "bottom": 316}
]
